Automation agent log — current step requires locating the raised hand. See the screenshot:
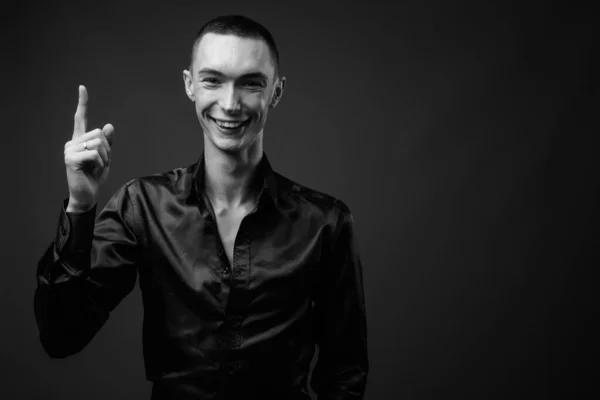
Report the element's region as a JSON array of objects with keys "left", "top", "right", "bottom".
[{"left": 64, "top": 85, "right": 115, "bottom": 213}]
